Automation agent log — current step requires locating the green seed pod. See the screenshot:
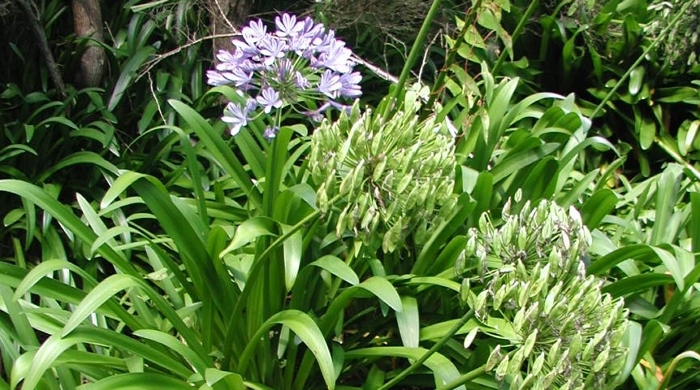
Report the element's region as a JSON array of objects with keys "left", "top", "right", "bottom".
[
  {"left": 508, "top": 373, "right": 523, "bottom": 390},
  {"left": 463, "top": 327, "right": 479, "bottom": 349},
  {"left": 395, "top": 169, "right": 415, "bottom": 195},
  {"left": 486, "top": 344, "right": 503, "bottom": 371},
  {"left": 543, "top": 281, "right": 563, "bottom": 315},
  {"left": 349, "top": 159, "right": 366, "bottom": 194},
  {"left": 524, "top": 302, "right": 539, "bottom": 329},
  {"left": 592, "top": 346, "right": 610, "bottom": 373},
  {"left": 495, "top": 354, "right": 510, "bottom": 381},
  {"left": 360, "top": 206, "right": 375, "bottom": 231},
  {"left": 382, "top": 217, "right": 403, "bottom": 253},
  {"left": 542, "top": 371, "right": 558, "bottom": 388},
  {"left": 503, "top": 197, "right": 513, "bottom": 218},
  {"left": 336, "top": 206, "right": 349, "bottom": 236},
  {"left": 317, "top": 182, "right": 329, "bottom": 213},
  {"left": 513, "top": 306, "right": 527, "bottom": 334},
  {"left": 508, "top": 348, "right": 526, "bottom": 376},
  {"left": 346, "top": 204, "right": 359, "bottom": 232},
  {"left": 530, "top": 263, "right": 550, "bottom": 297},
  {"left": 520, "top": 373, "right": 536, "bottom": 389},
  {"left": 370, "top": 126, "right": 384, "bottom": 155},
  {"left": 531, "top": 352, "right": 546, "bottom": 377},
  {"left": 522, "top": 329, "right": 538, "bottom": 358},
  {"left": 372, "top": 155, "right": 388, "bottom": 182},
  {"left": 460, "top": 277, "right": 472, "bottom": 307},
  {"left": 338, "top": 169, "right": 355, "bottom": 197},
  {"left": 517, "top": 281, "right": 531, "bottom": 308},
  {"left": 517, "top": 226, "right": 528, "bottom": 251},
  {"left": 547, "top": 338, "right": 562, "bottom": 368},
  {"left": 465, "top": 233, "right": 478, "bottom": 257},
  {"left": 608, "top": 322, "right": 627, "bottom": 347},
  {"left": 581, "top": 337, "right": 596, "bottom": 362},
  {"left": 569, "top": 331, "right": 583, "bottom": 358},
  {"left": 608, "top": 350, "right": 627, "bottom": 375},
  {"left": 475, "top": 290, "right": 490, "bottom": 315},
  {"left": 493, "top": 284, "right": 507, "bottom": 311},
  {"left": 479, "top": 212, "right": 489, "bottom": 233}
]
